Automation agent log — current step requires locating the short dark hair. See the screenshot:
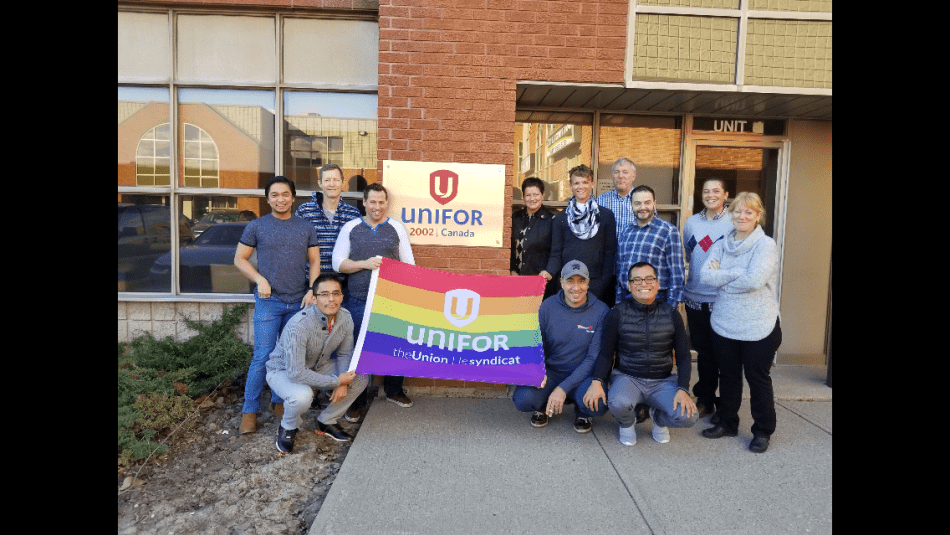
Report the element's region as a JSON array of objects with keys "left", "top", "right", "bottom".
[
  {"left": 628, "top": 261, "right": 657, "bottom": 280},
  {"left": 320, "top": 163, "right": 343, "bottom": 180},
  {"left": 265, "top": 175, "right": 296, "bottom": 198},
  {"left": 568, "top": 164, "right": 593, "bottom": 180},
  {"left": 521, "top": 177, "right": 545, "bottom": 195},
  {"left": 631, "top": 184, "right": 655, "bottom": 199},
  {"left": 363, "top": 182, "right": 388, "bottom": 201},
  {"left": 312, "top": 273, "right": 344, "bottom": 293}
]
